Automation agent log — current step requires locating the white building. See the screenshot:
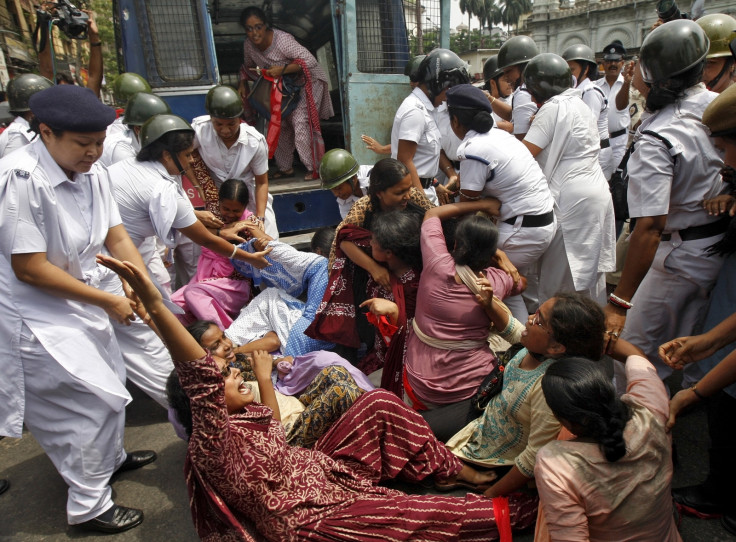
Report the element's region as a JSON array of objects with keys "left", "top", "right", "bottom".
[{"left": 526, "top": 0, "right": 735, "bottom": 55}]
